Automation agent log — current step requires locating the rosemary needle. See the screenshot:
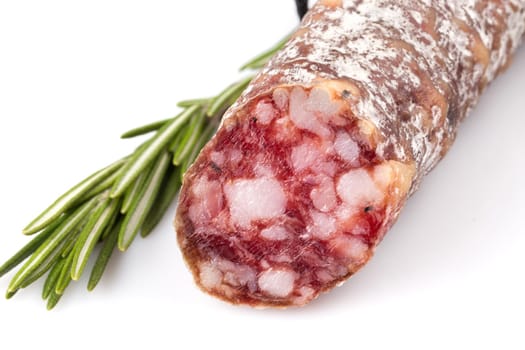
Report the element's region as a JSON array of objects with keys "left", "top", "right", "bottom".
[
  {"left": 121, "top": 172, "right": 148, "bottom": 215},
  {"left": 172, "top": 108, "right": 207, "bottom": 165},
  {"left": 140, "top": 165, "right": 181, "bottom": 238},
  {"left": 23, "top": 159, "right": 125, "bottom": 235},
  {"left": 0, "top": 33, "right": 290, "bottom": 308},
  {"left": 110, "top": 105, "right": 199, "bottom": 198},
  {"left": 55, "top": 251, "right": 74, "bottom": 295},
  {"left": 71, "top": 197, "right": 119, "bottom": 280},
  {"left": 120, "top": 118, "right": 171, "bottom": 139},
  {"left": 177, "top": 98, "right": 210, "bottom": 108},
  {"left": 206, "top": 76, "right": 252, "bottom": 117},
  {"left": 7, "top": 199, "right": 97, "bottom": 294},
  {"left": 42, "top": 257, "right": 66, "bottom": 300},
  {"left": 0, "top": 216, "right": 64, "bottom": 278},
  {"left": 88, "top": 225, "right": 119, "bottom": 291},
  {"left": 118, "top": 151, "right": 171, "bottom": 251},
  {"left": 46, "top": 291, "right": 62, "bottom": 310}
]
